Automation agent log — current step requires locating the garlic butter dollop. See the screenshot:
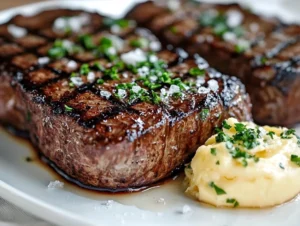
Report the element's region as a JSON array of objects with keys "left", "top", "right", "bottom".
[{"left": 185, "top": 118, "right": 300, "bottom": 208}]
